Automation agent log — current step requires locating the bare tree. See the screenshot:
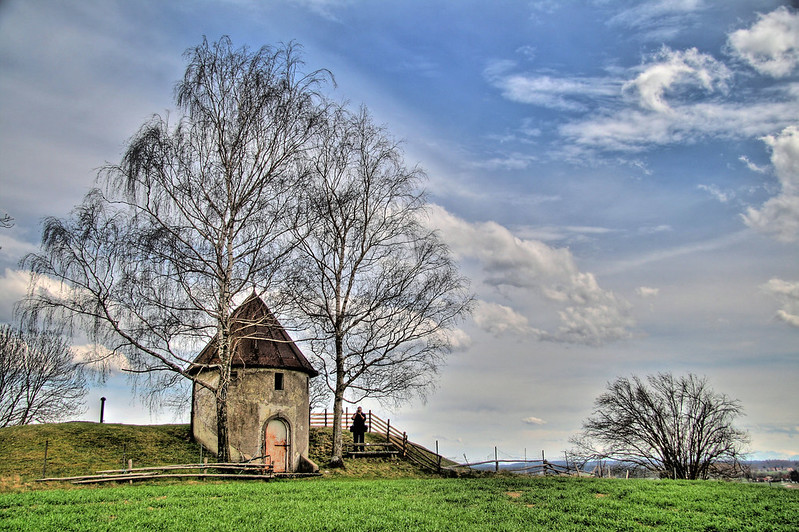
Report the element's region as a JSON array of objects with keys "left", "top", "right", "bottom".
[
  {"left": 283, "top": 105, "right": 472, "bottom": 466},
  {"left": 21, "top": 37, "right": 330, "bottom": 460},
  {"left": 0, "top": 213, "right": 13, "bottom": 251},
  {"left": 570, "top": 373, "right": 749, "bottom": 480},
  {"left": 0, "top": 324, "right": 86, "bottom": 427}
]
